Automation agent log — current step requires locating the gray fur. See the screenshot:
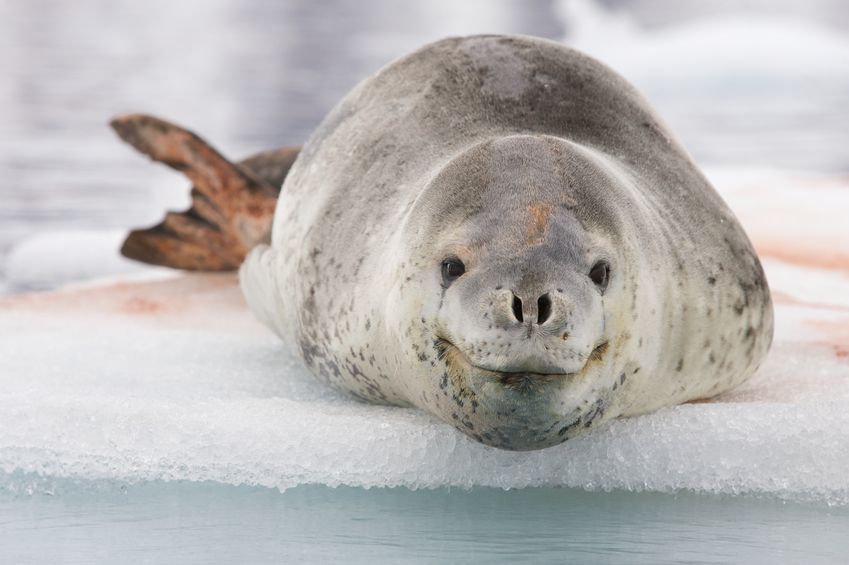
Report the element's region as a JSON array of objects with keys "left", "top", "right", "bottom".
[{"left": 240, "top": 35, "right": 773, "bottom": 450}]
